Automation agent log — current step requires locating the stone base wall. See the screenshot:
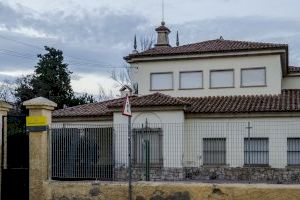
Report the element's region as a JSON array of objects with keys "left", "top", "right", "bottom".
[
  {"left": 114, "top": 167, "right": 184, "bottom": 181},
  {"left": 184, "top": 167, "right": 300, "bottom": 183},
  {"left": 115, "top": 166, "right": 300, "bottom": 183}
]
